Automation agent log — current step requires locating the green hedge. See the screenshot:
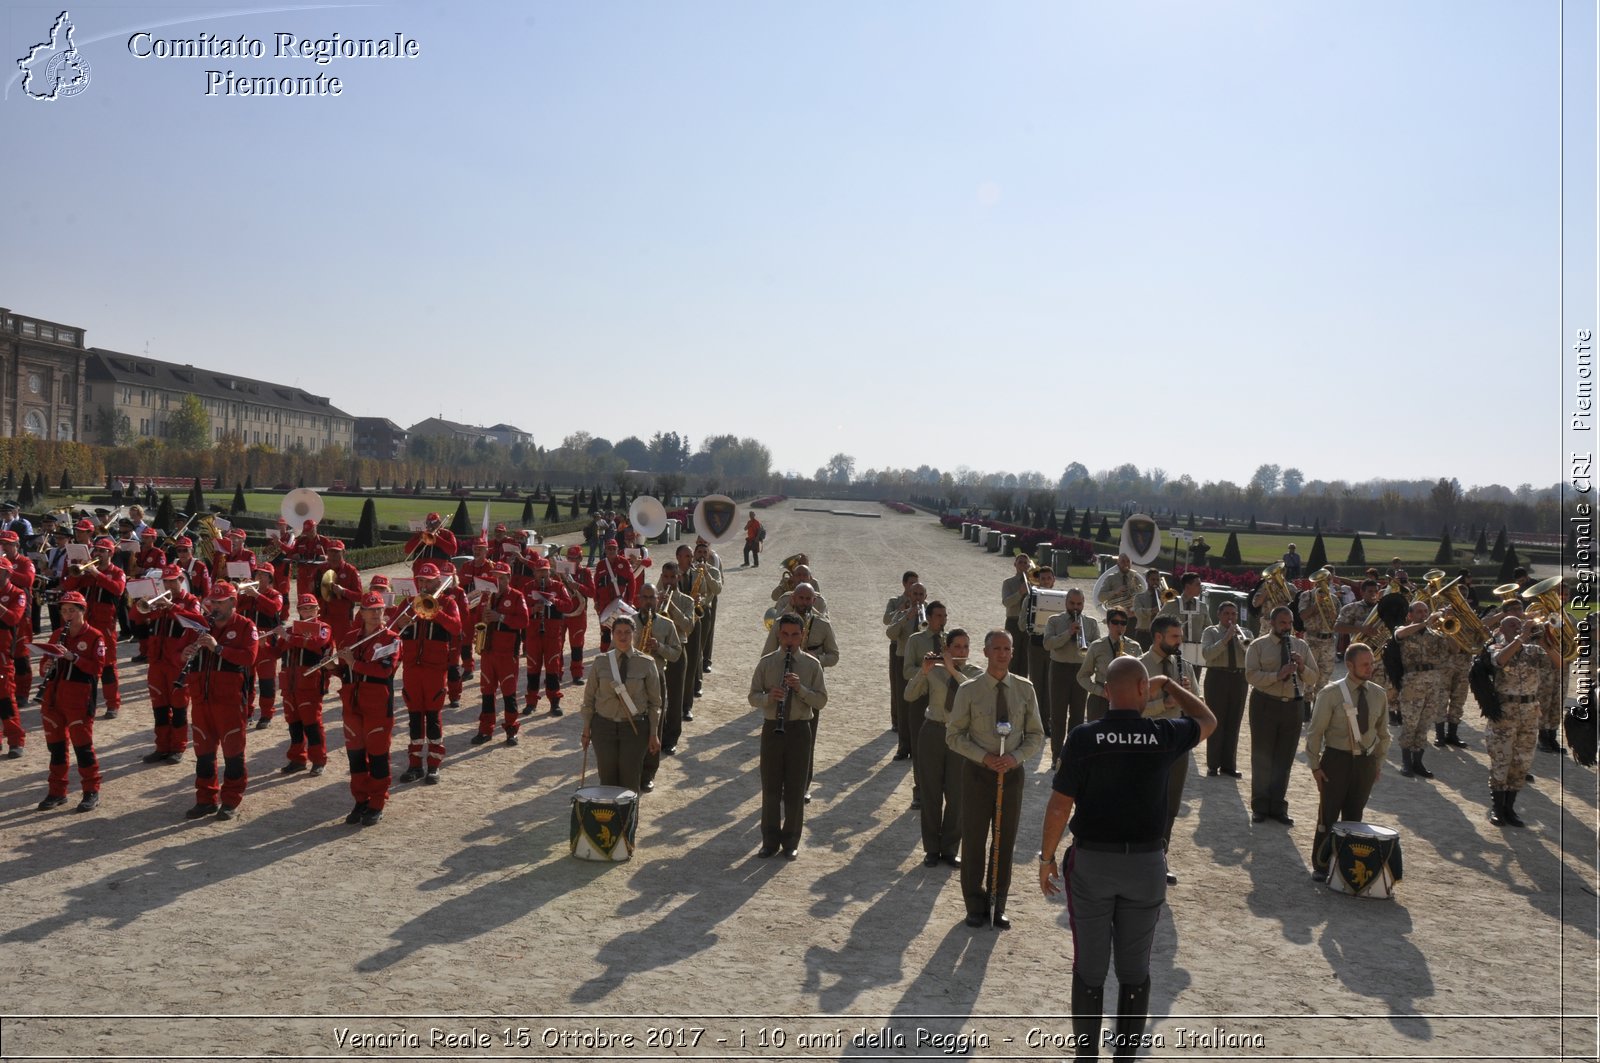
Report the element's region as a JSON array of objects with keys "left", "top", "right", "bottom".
[{"left": 346, "top": 544, "right": 406, "bottom": 570}]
